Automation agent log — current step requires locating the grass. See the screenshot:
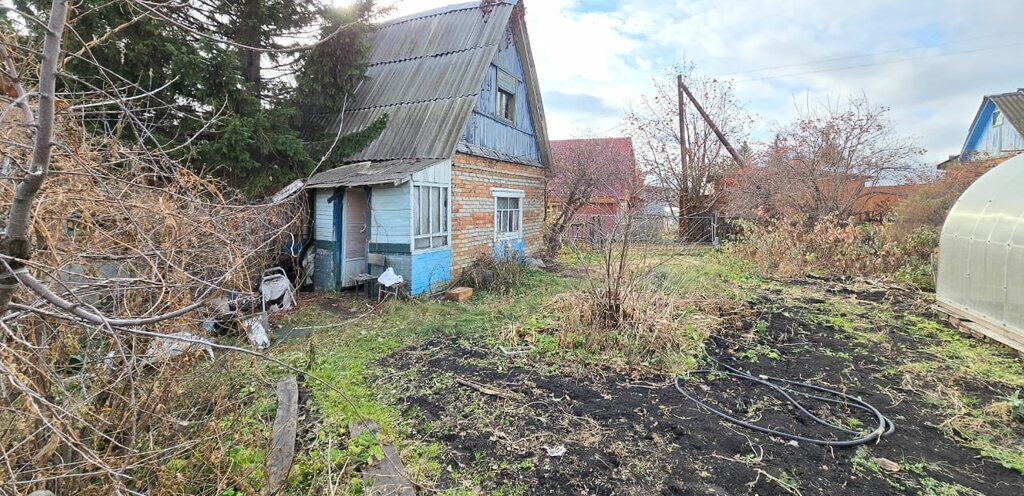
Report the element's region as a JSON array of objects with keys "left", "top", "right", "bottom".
[{"left": 265, "top": 268, "right": 573, "bottom": 493}]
